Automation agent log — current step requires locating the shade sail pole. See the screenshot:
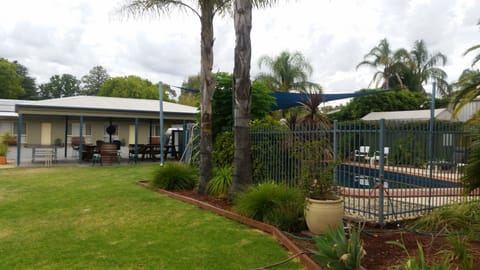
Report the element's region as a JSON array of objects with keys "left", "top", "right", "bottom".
[{"left": 159, "top": 82, "right": 164, "bottom": 166}]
